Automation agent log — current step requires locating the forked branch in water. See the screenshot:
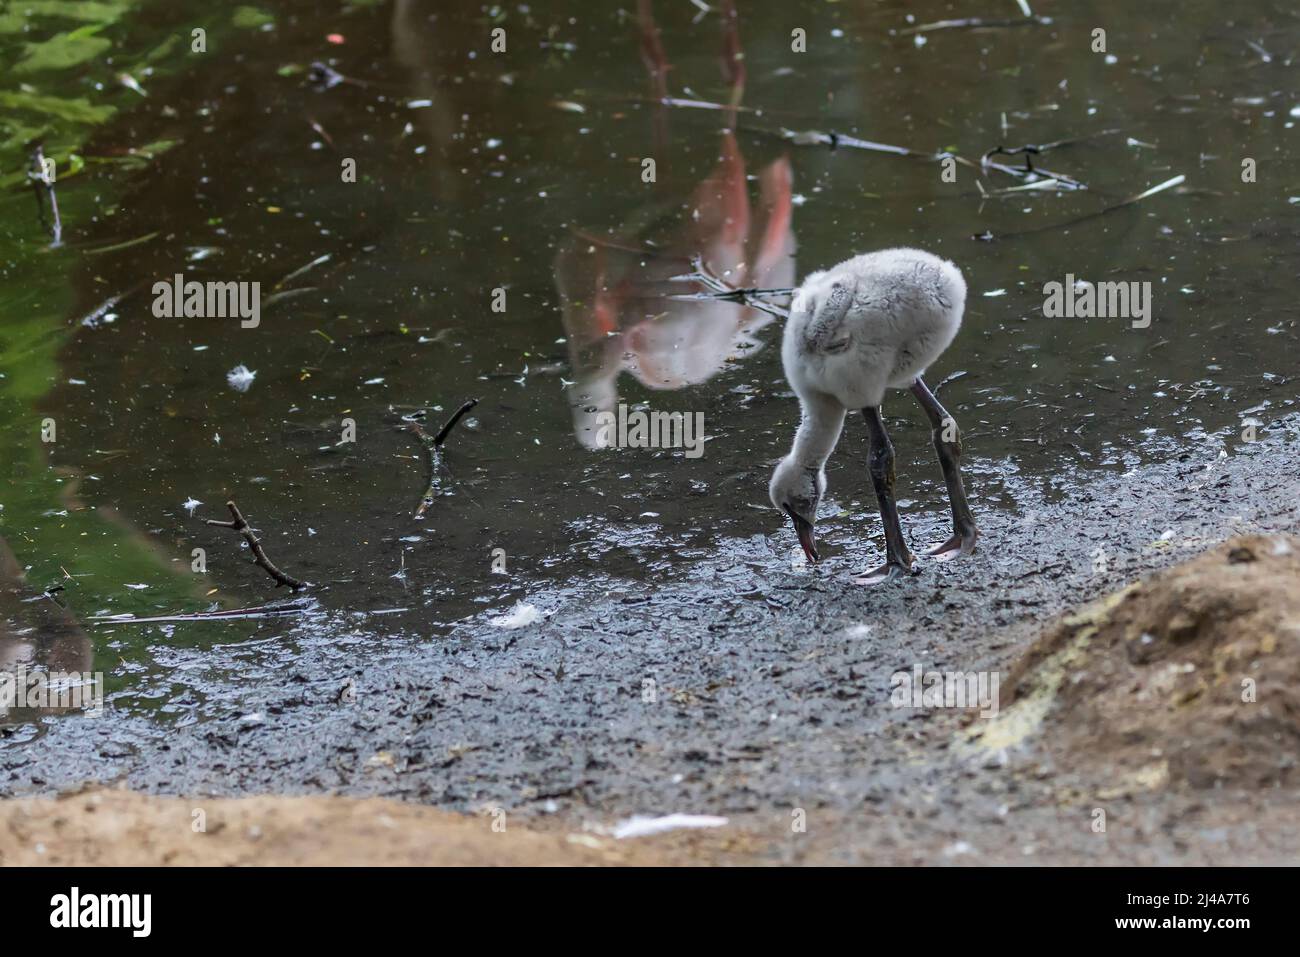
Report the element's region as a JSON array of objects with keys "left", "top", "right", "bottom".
[
  {"left": 405, "top": 398, "right": 479, "bottom": 519},
  {"left": 206, "top": 500, "right": 305, "bottom": 591}
]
